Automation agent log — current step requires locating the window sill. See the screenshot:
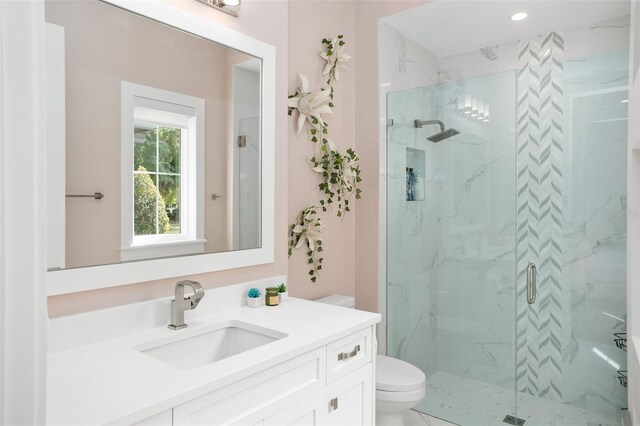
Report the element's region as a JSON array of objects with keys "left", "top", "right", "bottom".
[{"left": 120, "top": 239, "right": 207, "bottom": 262}]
